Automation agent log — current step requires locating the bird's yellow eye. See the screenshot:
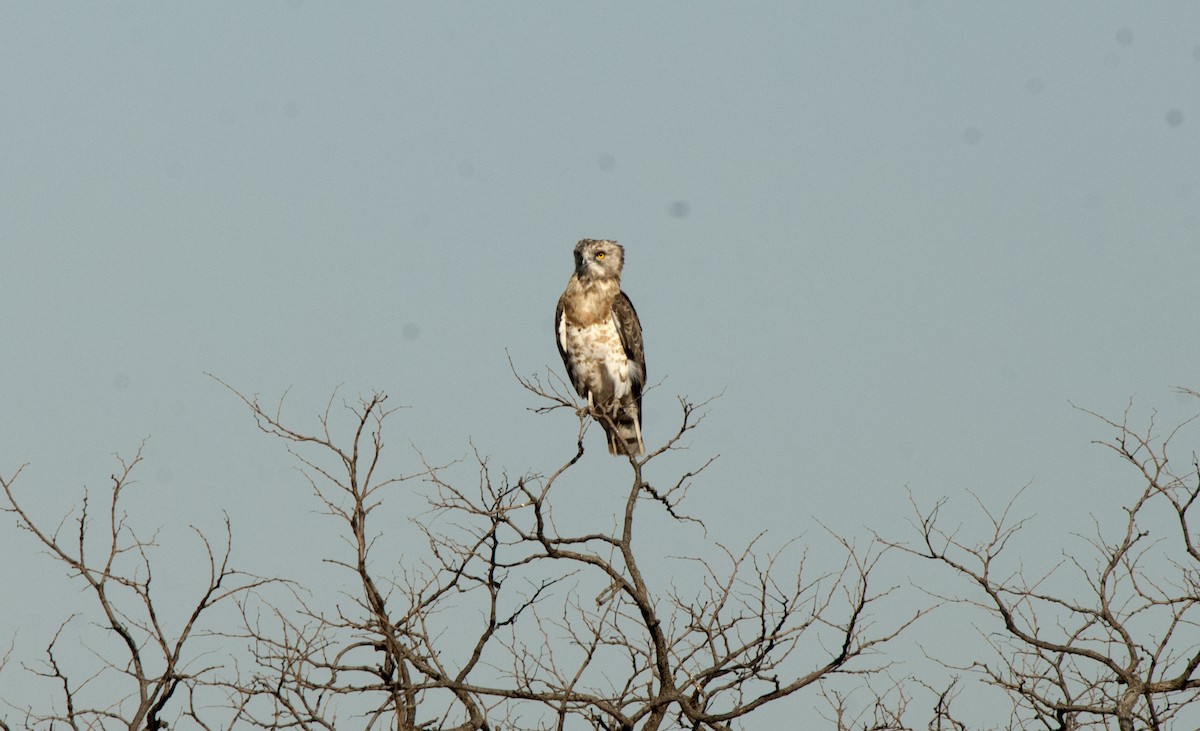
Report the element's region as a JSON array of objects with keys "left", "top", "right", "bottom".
[{"left": 596, "top": 253, "right": 605, "bottom": 259}]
